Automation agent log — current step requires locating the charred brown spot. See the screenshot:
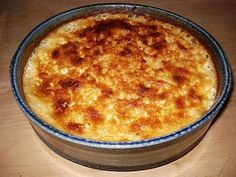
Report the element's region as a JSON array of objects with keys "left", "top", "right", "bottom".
[
  {"left": 126, "top": 100, "right": 143, "bottom": 107},
  {"left": 140, "top": 36, "right": 148, "bottom": 45},
  {"left": 54, "top": 88, "right": 68, "bottom": 98},
  {"left": 93, "top": 64, "right": 103, "bottom": 75},
  {"left": 54, "top": 98, "right": 70, "bottom": 115},
  {"left": 188, "top": 88, "right": 202, "bottom": 101},
  {"left": 38, "top": 78, "right": 53, "bottom": 96},
  {"left": 86, "top": 106, "right": 103, "bottom": 124},
  {"left": 96, "top": 83, "right": 113, "bottom": 99},
  {"left": 58, "top": 42, "right": 83, "bottom": 66},
  {"left": 120, "top": 47, "right": 132, "bottom": 57},
  {"left": 191, "top": 38, "right": 197, "bottom": 44},
  {"left": 96, "top": 37, "right": 106, "bottom": 46},
  {"left": 175, "top": 97, "right": 185, "bottom": 109},
  {"left": 94, "top": 19, "right": 133, "bottom": 33},
  {"left": 67, "top": 122, "right": 84, "bottom": 134},
  {"left": 93, "top": 48, "right": 101, "bottom": 55},
  {"left": 158, "top": 92, "right": 168, "bottom": 100},
  {"left": 52, "top": 49, "right": 60, "bottom": 59},
  {"left": 101, "top": 88, "right": 113, "bottom": 98},
  {"left": 62, "top": 42, "right": 77, "bottom": 55},
  {"left": 152, "top": 38, "right": 167, "bottom": 51},
  {"left": 174, "top": 67, "right": 190, "bottom": 75},
  {"left": 149, "top": 31, "right": 161, "bottom": 38},
  {"left": 172, "top": 74, "right": 187, "bottom": 85},
  {"left": 79, "top": 19, "right": 133, "bottom": 37},
  {"left": 38, "top": 72, "right": 48, "bottom": 79},
  {"left": 140, "top": 33, "right": 162, "bottom": 46},
  {"left": 85, "top": 32, "right": 97, "bottom": 43},
  {"left": 136, "top": 83, "right": 158, "bottom": 99},
  {"left": 137, "top": 84, "right": 150, "bottom": 96},
  {"left": 162, "top": 60, "right": 172, "bottom": 68},
  {"left": 141, "top": 58, "right": 147, "bottom": 63},
  {"left": 69, "top": 54, "right": 83, "bottom": 66},
  {"left": 177, "top": 41, "right": 187, "bottom": 50},
  {"left": 79, "top": 71, "right": 95, "bottom": 84},
  {"left": 59, "top": 78, "right": 80, "bottom": 89},
  {"left": 130, "top": 123, "right": 141, "bottom": 133}
]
